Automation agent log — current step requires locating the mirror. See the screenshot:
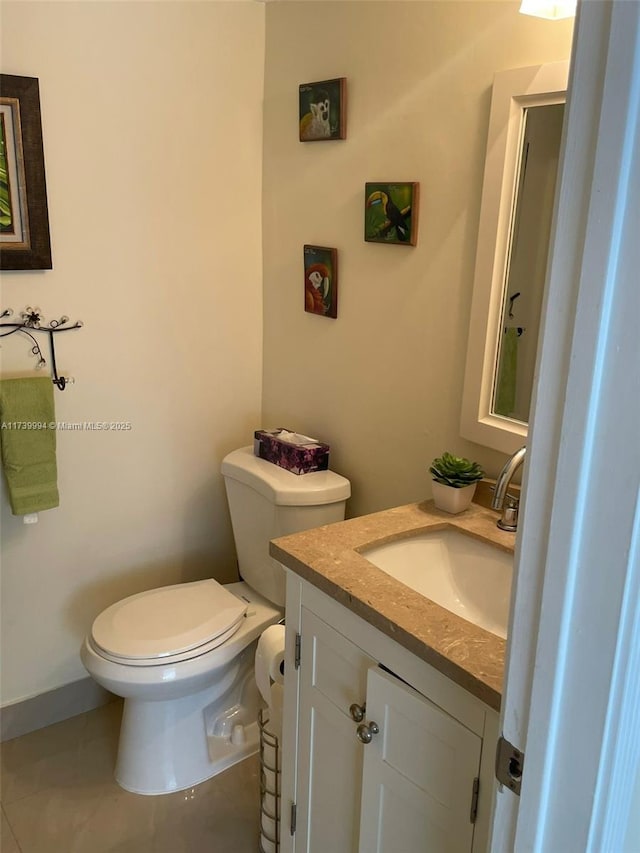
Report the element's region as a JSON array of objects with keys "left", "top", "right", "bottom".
[
  {"left": 493, "top": 102, "right": 565, "bottom": 422},
  {"left": 461, "top": 62, "right": 569, "bottom": 455}
]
